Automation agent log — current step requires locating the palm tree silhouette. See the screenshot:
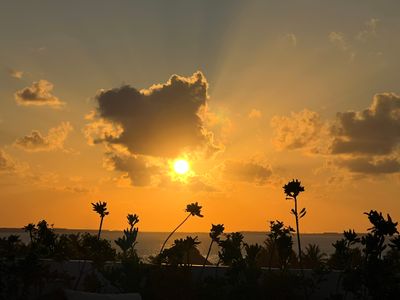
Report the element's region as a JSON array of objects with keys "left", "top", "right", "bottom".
[
  {"left": 23, "top": 223, "right": 36, "bottom": 244},
  {"left": 159, "top": 202, "right": 203, "bottom": 254},
  {"left": 91, "top": 201, "right": 109, "bottom": 240},
  {"left": 283, "top": 179, "right": 306, "bottom": 269},
  {"left": 201, "top": 224, "right": 224, "bottom": 276}
]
